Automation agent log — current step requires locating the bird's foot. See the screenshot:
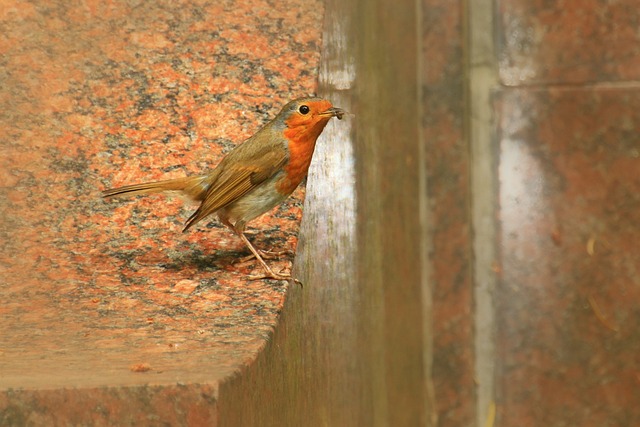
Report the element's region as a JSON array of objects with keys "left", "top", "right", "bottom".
[
  {"left": 237, "top": 248, "right": 293, "bottom": 263},
  {"left": 233, "top": 232, "right": 301, "bottom": 285},
  {"left": 248, "top": 267, "right": 303, "bottom": 287}
]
